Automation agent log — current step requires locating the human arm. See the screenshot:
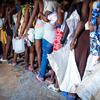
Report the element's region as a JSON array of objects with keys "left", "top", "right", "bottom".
[
  {"left": 24, "top": 0, "right": 39, "bottom": 34},
  {"left": 14, "top": 9, "right": 22, "bottom": 37},
  {"left": 70, "top": 0, "right": 90, "bottom": 50},
  {"left": 60, "top": 22, "right": 69, "bottom": 45},
  {"left": 20, "top": 4, "right": 30, "bottom": 37}
]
